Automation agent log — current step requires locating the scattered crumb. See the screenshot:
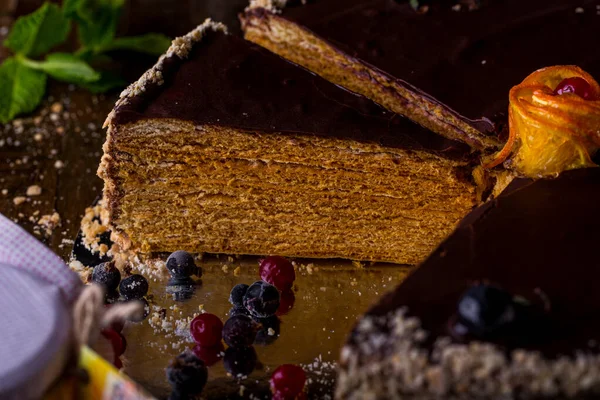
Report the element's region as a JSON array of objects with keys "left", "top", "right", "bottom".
[
  {"left": 37, "top": 212, "right": 61, "bottom": 235},
  {"left": 54, "top": 160, "right": 64, "bottom": 169},
  {"left": 69, "top": 260, "right": 92, "bottom": 283},
  {"left": 234, "top": 266, "right": 241, "bottom": 276},
  {"left": 1, "top": 189, "right": 7, "bottom": 196},
  {"left": 222, "top": 265, "right": 229, "bottom": 273},
  {"left": 352, "top": 260, "right": 364, "bottom": 269},
  {"left": 13, "top": 196, "right": 26, "bottom": 206},
  {"left": 575, "top": 7, "right": 584, "bottom": 13},
  {"left": 267, "top": 327, "right": 276, "bottom": 336},
  {"left": 50, "top": 102, "right": 63, "bottom": 114},
  {"left": 452, "top": 4, "right": 461, "bottom": 11},
  {"left": 34, "top": 133, "right": 43, "bottom": 142},
  {"left": 26, "top": 185, "right": 42, "bottom": 196}
]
